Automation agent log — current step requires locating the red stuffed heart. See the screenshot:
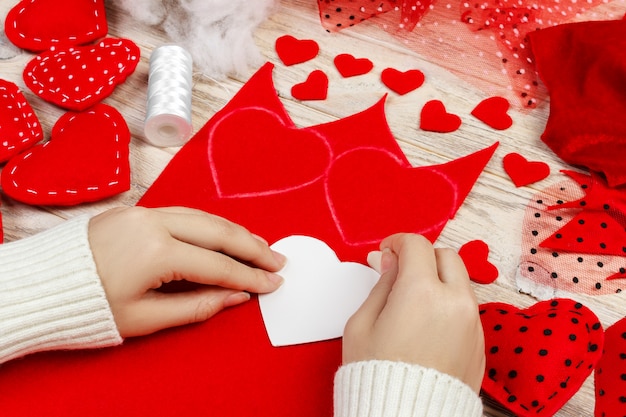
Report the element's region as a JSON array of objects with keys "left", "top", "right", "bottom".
[
  {"left": 0, "top": 79, "right": 43, "bottom": 163},
  {"left": 503, "top": 152, "right": 550, "bottom": 187},
  {"left": 419, "top": 99, "right": 462, "bottom": 133},
  {"left": 481, "top": 298, "right": 604, "bottom": 417},
  {"left": 291, "top": 70, "right": 328, "bottom": 100},
  {"left": 1, "top": 103, "right": 130, "bottom": 206},
  {"left": 381, "top": 67, "right": 425, "bottom": 95},
  {"left": 471, "top": 96, "right": 513, "bottom": 130},
  {"left": 5, "top": 0, "right": 108, "bottom": 51},
  {"left": 275, "top": 34, "right": 319, "bottom": 66},
  {"left": 208, "top": 107, "right": 331, "bottom": 197},
  {"left": 595, "top": 317, "right": 626, "bottom": 416},
  {"left": 333, "top": 53, "right": 373, "bottom": 77},
  {"left": 458, "top": 240, "right": 499, "bottom": 284},
  {"left": 23, "top": 37, "right": 140, "bottom": 111}
]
